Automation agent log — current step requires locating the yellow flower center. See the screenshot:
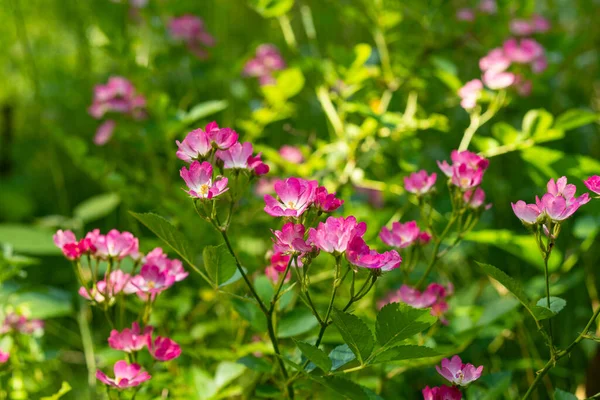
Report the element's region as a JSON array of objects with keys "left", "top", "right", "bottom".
[
  {"left": 287, "top": 201, "right": 296, "bottom": 209},
  {"left": 200, "top": 184, "right": 210, "bottom": 196},
  {"left": 147, "top": 281, "right": 155, "bottom": 289}
]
